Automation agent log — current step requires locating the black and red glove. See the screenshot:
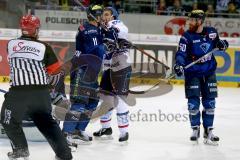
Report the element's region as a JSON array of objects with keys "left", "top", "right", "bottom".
[{"left": 217, "top": 40, "right": 229, "bottom": 51}]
